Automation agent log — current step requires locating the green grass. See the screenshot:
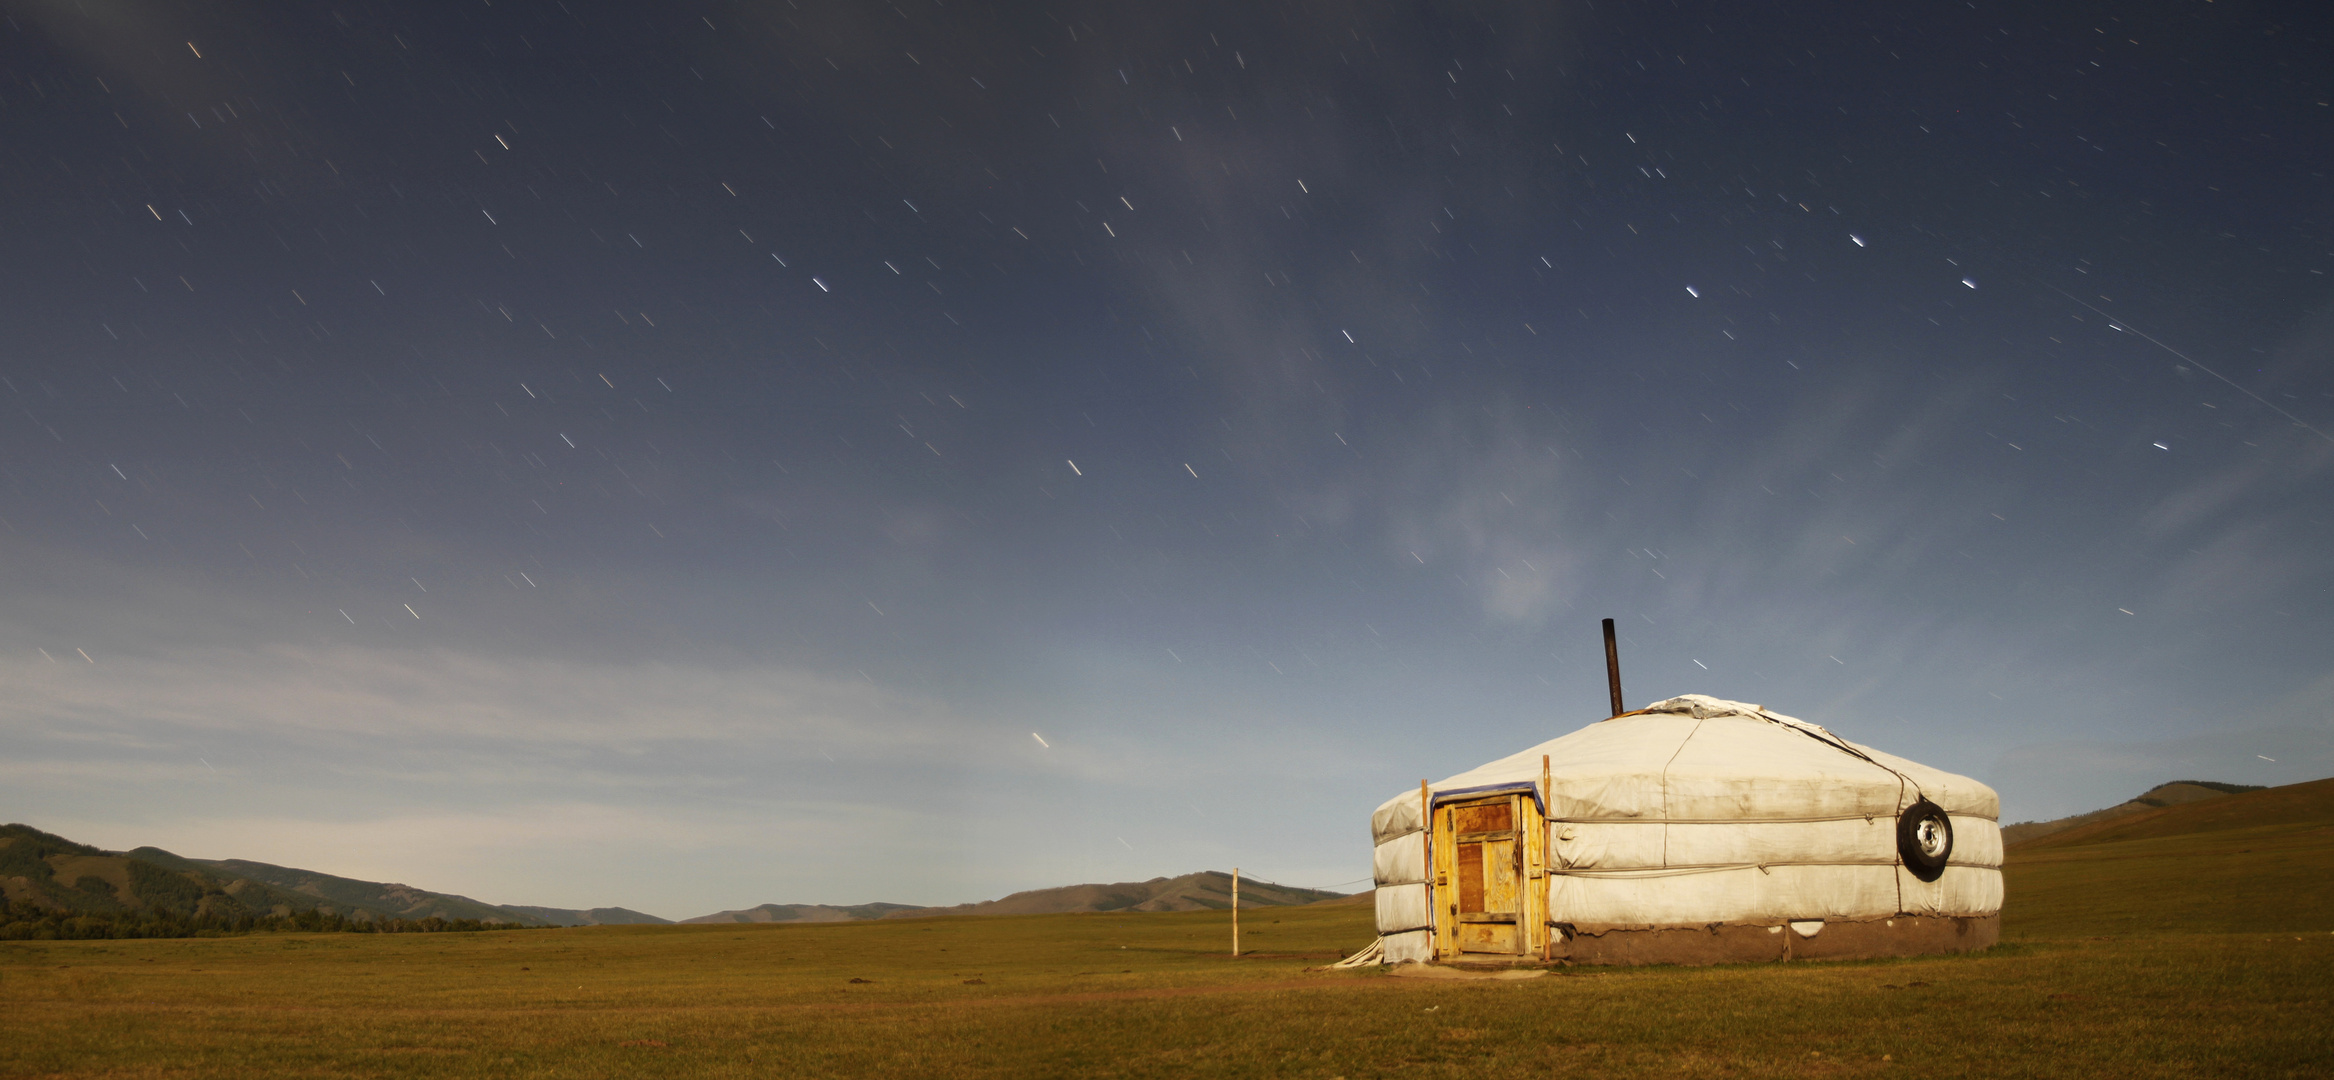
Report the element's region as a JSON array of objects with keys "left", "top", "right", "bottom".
[
  {"left": 6, "top": 783, "right": 2332, "bottom": 1078},
  {"left": 2004, "top": 776, "right": 2334, "bottom": 936},
  {"left": 2004, "top": 818, "right": 2334, "bottom": 936}
]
